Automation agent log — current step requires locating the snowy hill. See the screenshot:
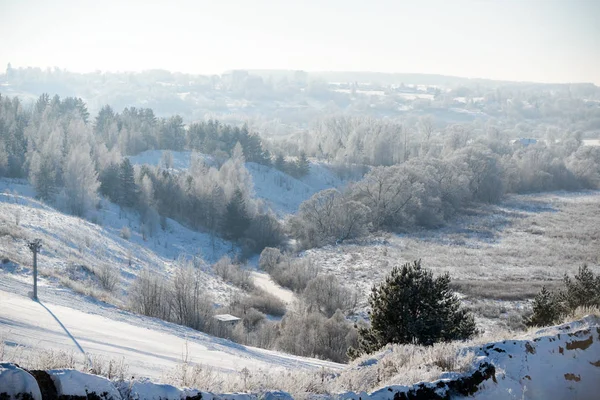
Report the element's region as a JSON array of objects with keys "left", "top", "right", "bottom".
[
  {"left": 0, "top": 176, "right": 341, "bottom": 394},
  {"left": 0, "top": 281, "right": 341, "bottom": 381},
  {"left": 0, "top": 178, "right": 238, "bottom": 305},
  {"left": 128, "top": 150, "right": 345, "bottom": 216}
]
